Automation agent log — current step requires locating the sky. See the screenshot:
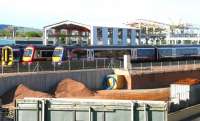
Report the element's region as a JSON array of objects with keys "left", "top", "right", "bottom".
[{"left": 0, "top": 0, "right": 199, "bottom": 29}]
